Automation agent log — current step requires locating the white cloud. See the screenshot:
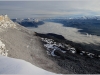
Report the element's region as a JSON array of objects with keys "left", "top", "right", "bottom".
[{"left": 29, "top": 22, "right": 100, "bottom": 44}]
